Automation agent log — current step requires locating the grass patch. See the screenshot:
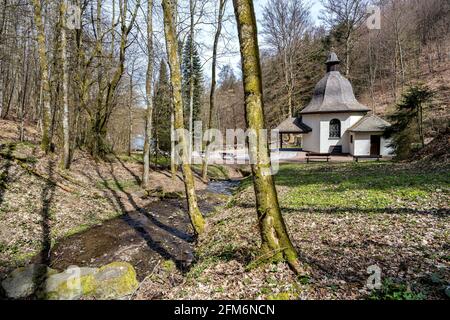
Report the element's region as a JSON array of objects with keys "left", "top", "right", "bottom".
[
  {"left": 96, "top": 179, "right": 140, "bottom": 191},
  {"left": 275, "top": 162, "right": 449, "bottom": 212},
  {"left": 117, "top": 153, "right": 171, "bottom": 167},
  {"left": 116, "top": 153, "right": 144, "bottom": 164},
  {"left": 192, "top": 164, "right": 230, "bottom": 180}
]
